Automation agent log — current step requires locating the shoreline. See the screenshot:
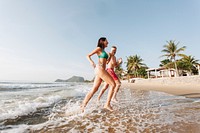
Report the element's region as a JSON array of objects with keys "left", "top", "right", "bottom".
[{"left": 121, "top": 75, "right": 200, "bottom": 98}]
